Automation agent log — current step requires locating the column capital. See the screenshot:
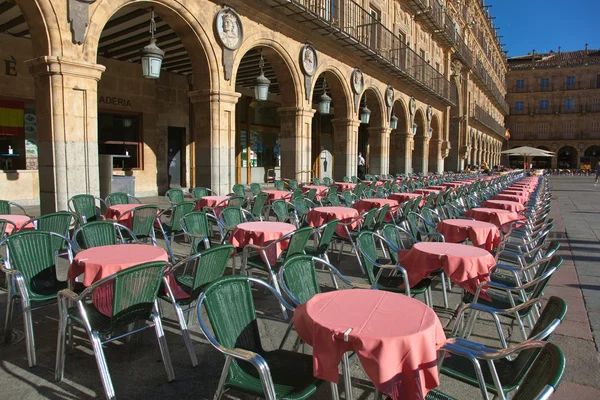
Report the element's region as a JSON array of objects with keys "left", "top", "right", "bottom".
[
  {"left": 331, "top": 118, "right": 361, "bottom": 129},
  {"left": 26, "top": 56, "right": 105, "bottom": 81},
  {"left": 188, "top": 90, "right": 241, "bottom": 105},
  {"left": 277, "top": 106, "right": 316, "bottom": 119},
  {"left": 397, "top": 132, "right": 415, "bottom": 139},
  {"left": 366, "top": 126, "right": 392, "bottom": 135}
]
